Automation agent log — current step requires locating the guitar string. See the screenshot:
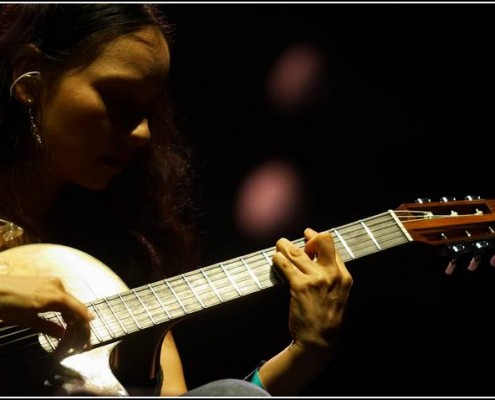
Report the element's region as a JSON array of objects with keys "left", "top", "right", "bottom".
[
  {"left": 0, "top": 211, "right": 441, "bottom": 356},
  {"left": 0, "top": 228, "right": 418, "bottom": 356},
  {"left": 0, "top": 211, "right": 425, "bottom": 353},
  {"left": 11, "top": 205, "right": 486, "bottom": 350},
  {"left": 0, "top": 210, "right": 425, "bottom": 347},
  {"left": 43, "top": 211, "right": 408, "bottom": 341}
]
